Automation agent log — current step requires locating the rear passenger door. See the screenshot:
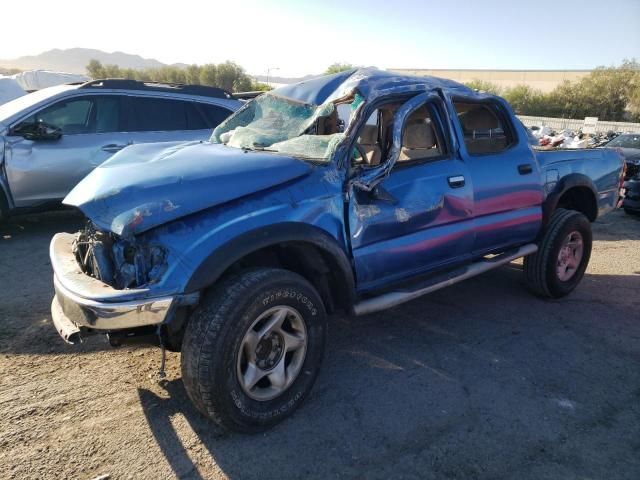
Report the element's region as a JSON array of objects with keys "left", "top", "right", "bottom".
[
  {"left": 124, "top": 96, "right": 232, "bottom": 146},
  {"left": 449, "top": 98, "right": 544, "bottom": 255}
]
